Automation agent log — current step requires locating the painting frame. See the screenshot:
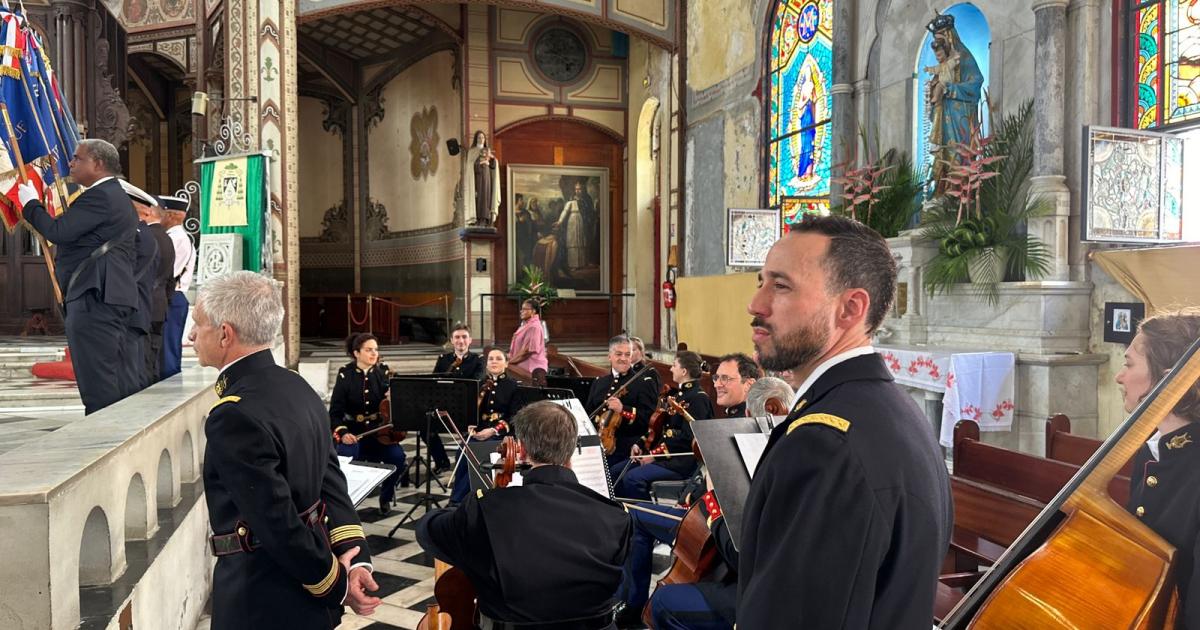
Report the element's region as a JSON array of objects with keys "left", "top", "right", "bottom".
[
  {"left": 726, "top": 208, "right": 781, "bottom": 268},
  {"left": 1081, "top": 125, "right": 1185, "bottom": 244},
  {"left": 1103, "top": 301, "right": 1145, "bottom": 345},
  {"left": 506, "top": 164, "right": 610, "bottom": 295}
]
